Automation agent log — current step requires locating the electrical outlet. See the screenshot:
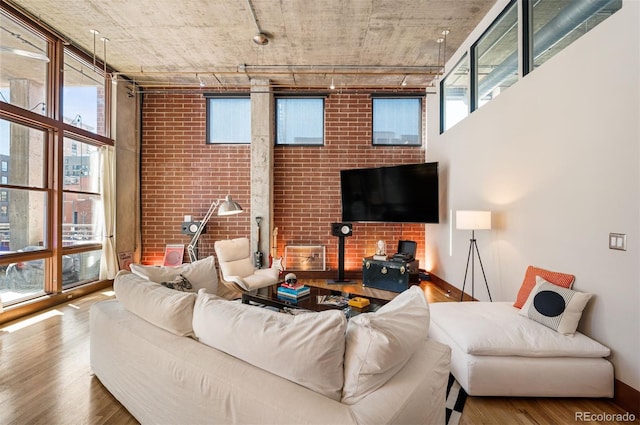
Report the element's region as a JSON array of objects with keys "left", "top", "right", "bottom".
[{"left": 609, "top": 233, "right": 627, "bottom": 251}]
